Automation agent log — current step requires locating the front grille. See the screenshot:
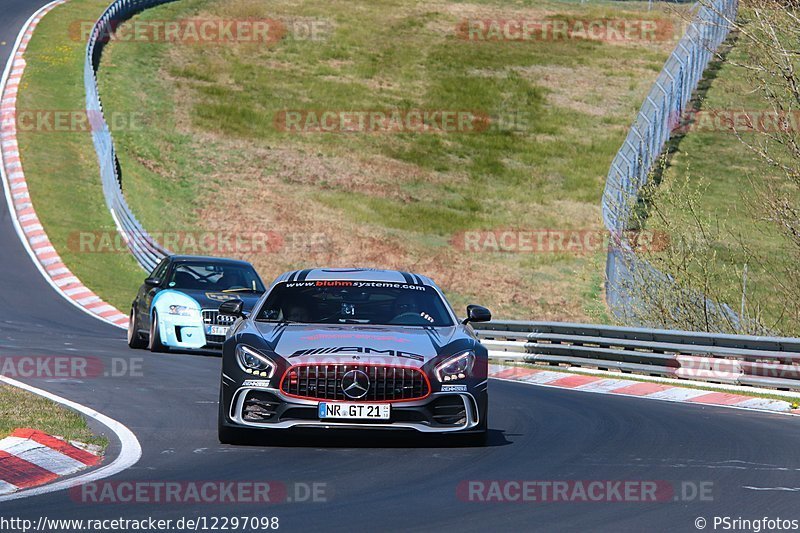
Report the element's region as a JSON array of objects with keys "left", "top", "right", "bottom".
[
  {"left": 203, "top": 310, "right": 237, "bottom": 326},
  {"left": 280, "top": 365, "right": 430, "bottom": 402},
  {"left": 203, "top": 310, "right": 236, "bottom": 346}
]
